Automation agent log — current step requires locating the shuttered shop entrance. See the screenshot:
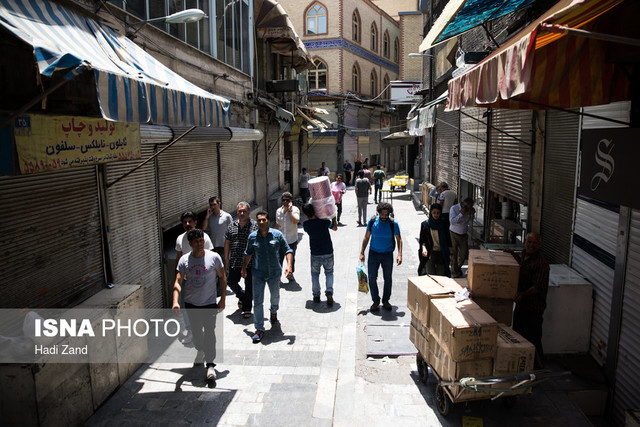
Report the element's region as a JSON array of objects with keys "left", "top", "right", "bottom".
[
  {"left": 267, "top": 124, "right": 281, "bottom": 195},
  {"left": 435, "top": 105, "right": 459, "bottom": 192},
  {"left": 219, "top": 141, "right": 254, "bottom": 208},
  {"left": 0, "top": 168, "right": 104, "bottom": 308},
  {"left": 104, "top": 144, "right": 163, "bottom": 308},
  {"left": 487, "top": 109, "right": 532, "bottom": 205},
  {"left": 541, "top": 110, "right": 580, "bottom": 264},
  {"left": 307, "top": 136, "right": 336, "bottom": 176},
  {"left": 156, "top": 142, "right": 219, "bottom": 227},
  {"left": 459, "top": 107, "right": 487, "bottom": 187}
]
